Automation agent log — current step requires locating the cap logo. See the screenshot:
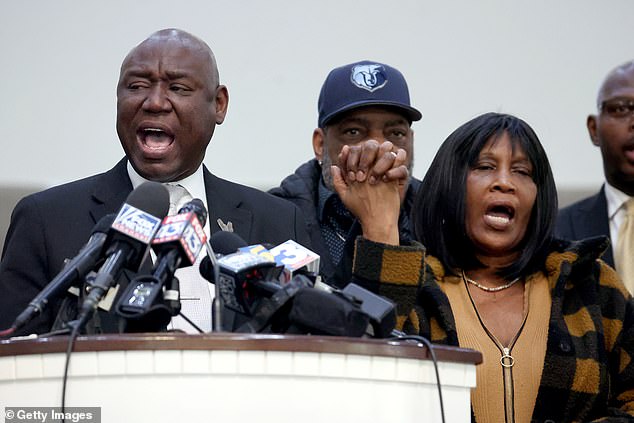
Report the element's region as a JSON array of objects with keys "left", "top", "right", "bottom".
[{"left": 350, "top": 64, "right": 387, "bottom": 92}]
